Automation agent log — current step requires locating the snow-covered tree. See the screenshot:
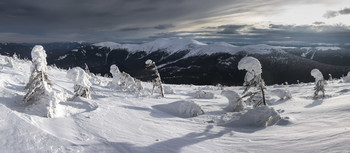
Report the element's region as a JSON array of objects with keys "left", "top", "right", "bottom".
[
  {"left": 238, "top": 56, "right": 266, "bottom": 107},
  {"left": 145, "top": 59, "right": 164, "bottom": 97},
  {"left": 328, "top": 74, "right": 333, "bottom": 81},
  {"left": 311, "top": 69, "right": 326, "bottom": 98},
  {"left": 66, "top": 67, "right": 92, "bottom": 99},
  {"left": 110, "top": 64, "right": 122, "bottom": 87},
  {"left": 343, "top": 72, "right": 350, "bottom": 82},
  {"left": 24, "top": 45, "right": 60, "bottom": 118},
  {"left": 109, "top": 64, "right": 143, "bottom": 93},
  {"left": 4, "top": 56, "right": 14, "bottom": 68}
]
